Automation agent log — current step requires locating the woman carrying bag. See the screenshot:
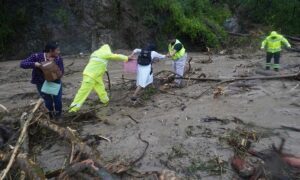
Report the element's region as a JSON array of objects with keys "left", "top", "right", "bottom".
[{"left": 20, "top": 42, "right": 64, "bottom": 121}]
